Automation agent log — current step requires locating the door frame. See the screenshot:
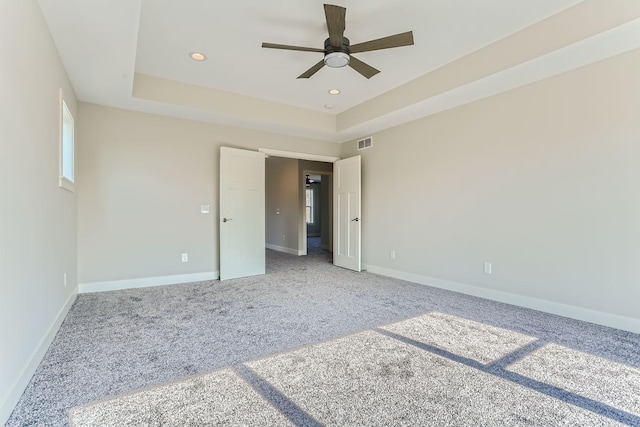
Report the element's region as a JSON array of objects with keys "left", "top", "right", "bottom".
[
  {"left": 258, "top": 148, "right": 339, "bottom": 164},
  {"left": 301, "top": 169, "right": 333, "bottom": 255},
  {"left": 260, "top": 148, "right": 339, "bottom": 257}
]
